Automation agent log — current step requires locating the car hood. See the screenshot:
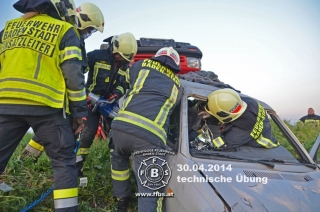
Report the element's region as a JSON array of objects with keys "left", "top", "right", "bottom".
[{"left": 198, "top": 163, "right": 320, "bottom": 211}]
